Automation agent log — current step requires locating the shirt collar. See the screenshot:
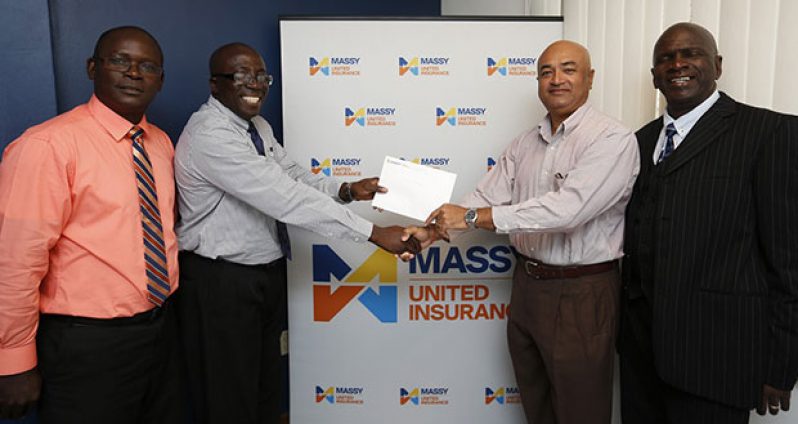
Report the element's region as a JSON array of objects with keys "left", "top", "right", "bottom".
[
  {"left": 87, "top": 95, "right": 153, "bottom": 142},
  {"left": 663, "top": 90, "right": 720, "bottom": 136},
  {"left": 538, "top": 103, "right": 592, "bottom": 144},
  {"left": 206, "top": 95, "right": 251, "bottom": 131}
]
